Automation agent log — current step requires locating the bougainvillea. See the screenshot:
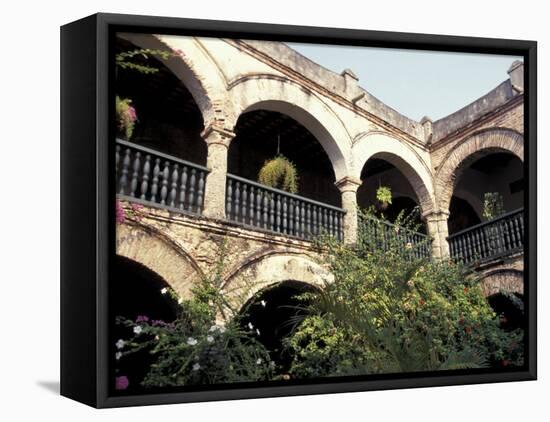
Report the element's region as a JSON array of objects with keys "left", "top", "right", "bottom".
[{"left": 115, "top": 96, "right": 138, "bottom": 140}]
